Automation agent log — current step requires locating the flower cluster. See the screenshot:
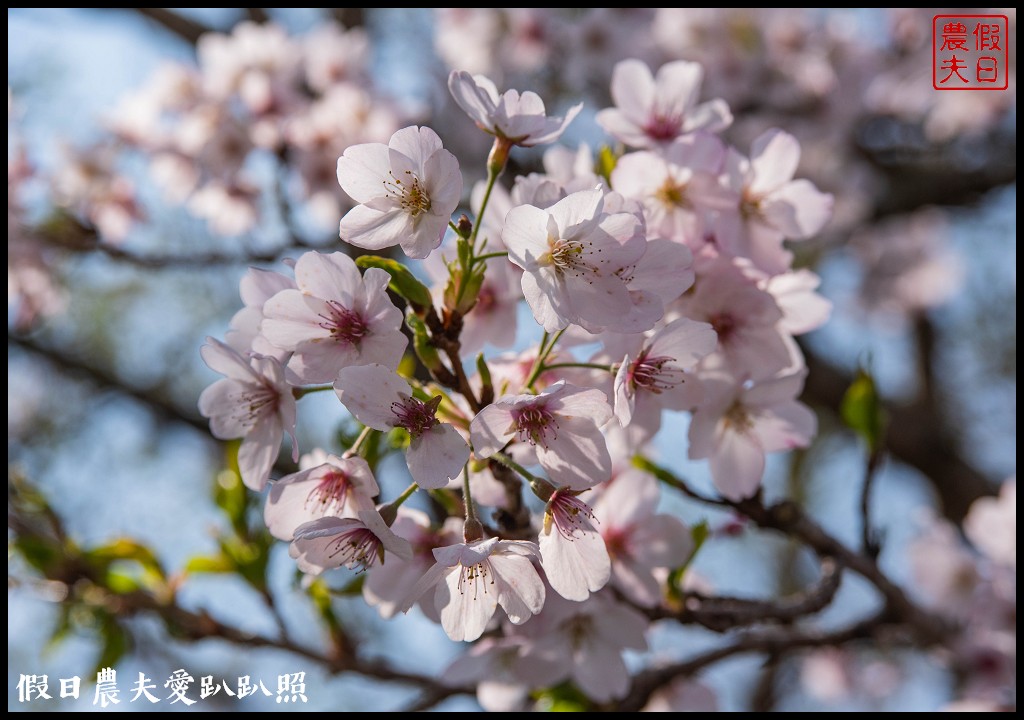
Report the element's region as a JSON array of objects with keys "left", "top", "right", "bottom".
[{"left": 199, "top": 58, "right": 835, "bottom": 708}]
